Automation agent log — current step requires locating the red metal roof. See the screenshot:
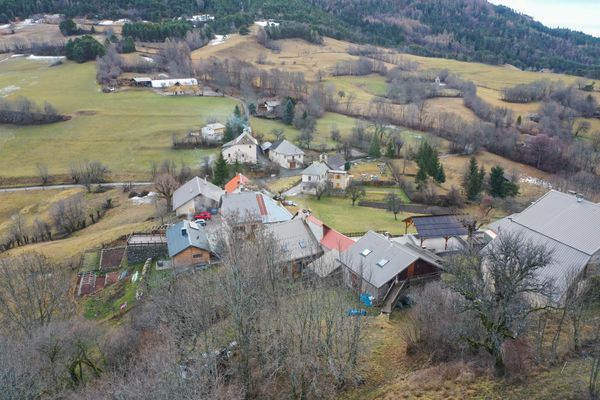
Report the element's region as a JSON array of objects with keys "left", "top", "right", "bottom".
[
  {"left": 307, "top": 215, "right": 353, "bottom": 252},
  {"left": 224, "top": 173, "right": 250, "bottom": 193}
]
